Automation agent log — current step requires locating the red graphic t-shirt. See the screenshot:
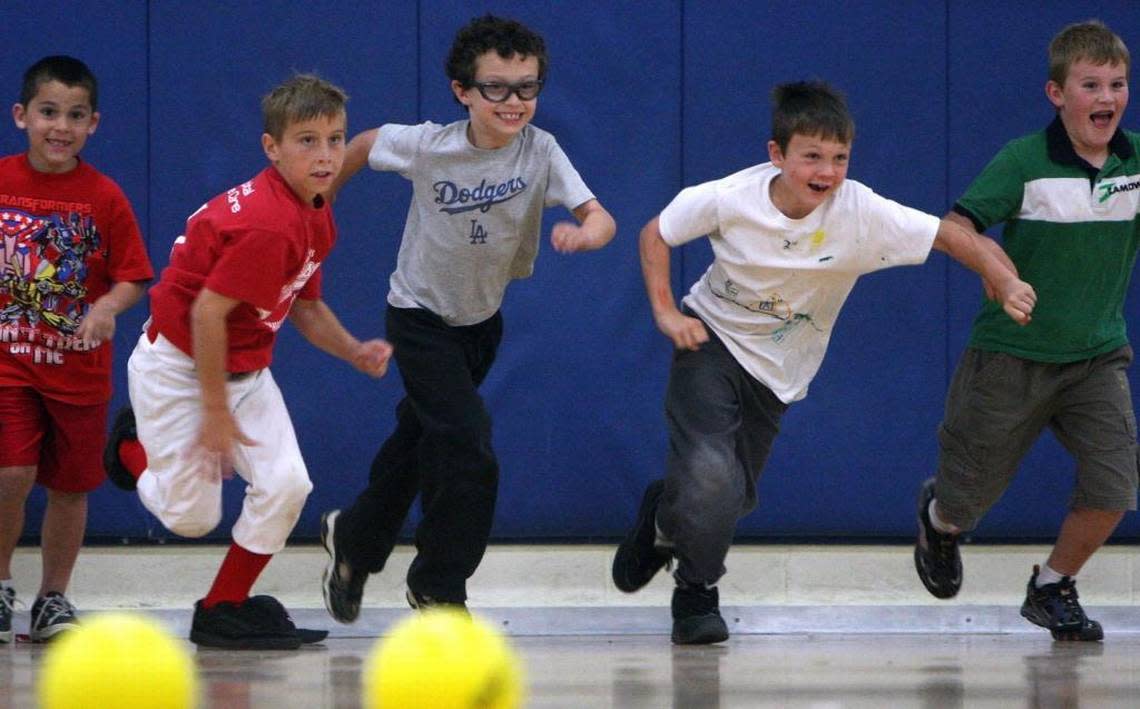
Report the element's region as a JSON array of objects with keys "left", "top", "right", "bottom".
[
  {"left": 148, "top": 166, "right": 335, "bottom": 372},
  {"left": 0, "top": 154, "right": 153, "bottom": 404}
]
